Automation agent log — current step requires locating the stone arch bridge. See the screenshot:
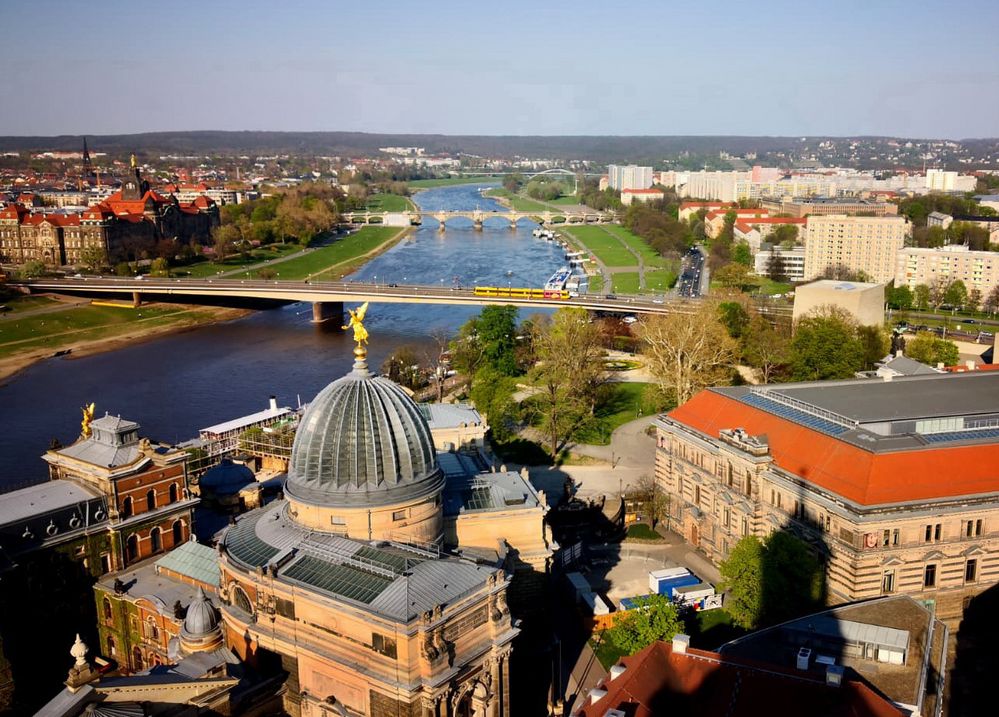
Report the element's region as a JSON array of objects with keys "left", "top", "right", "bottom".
[{"left": 339, "top": 210, "right": 614, "bottom": 231}]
